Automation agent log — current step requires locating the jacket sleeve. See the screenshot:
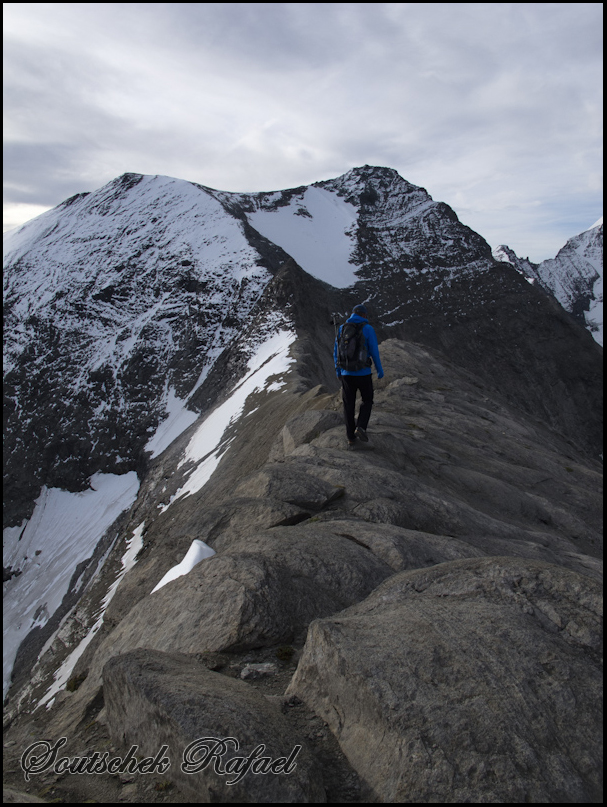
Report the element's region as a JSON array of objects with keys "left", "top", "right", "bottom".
[{"left": 365, "top": 325, "right": 384, "bottom": 376}]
